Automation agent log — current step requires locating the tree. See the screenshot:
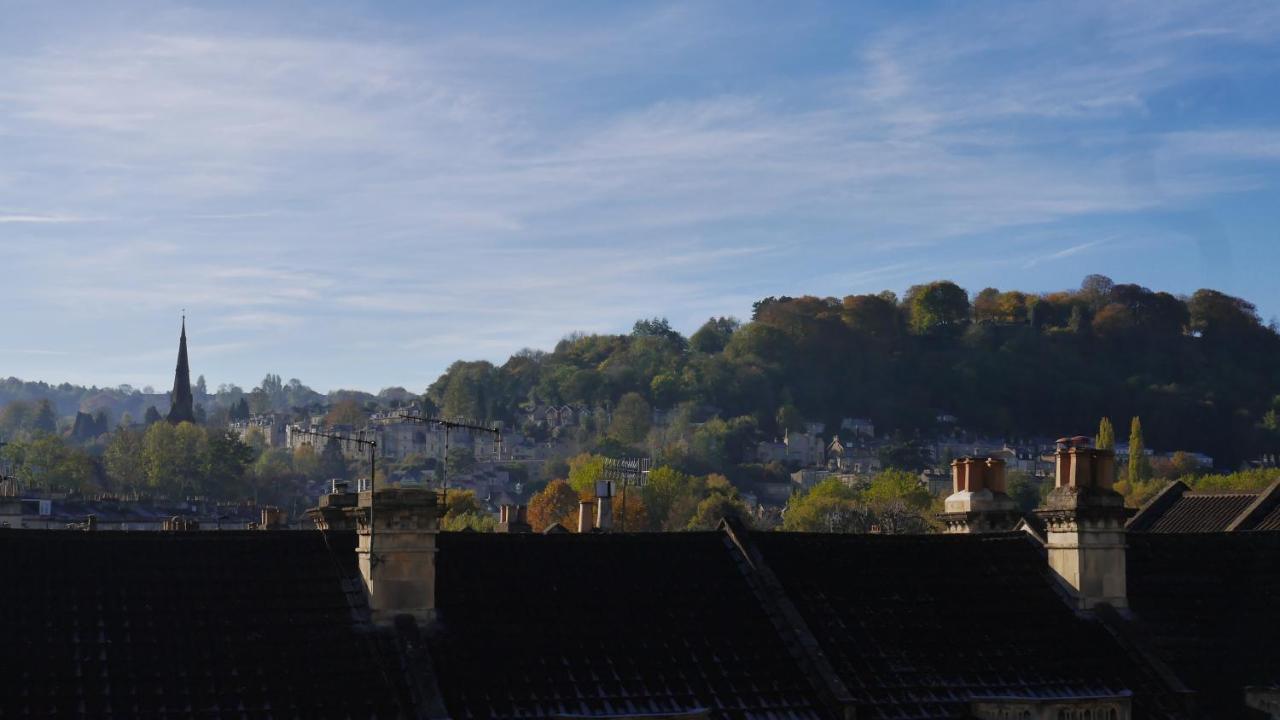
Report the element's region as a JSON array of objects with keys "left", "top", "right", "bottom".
[
  {"left": 1080, "top": 274, "right": 1115, "bottom": 310},
  {"left": 686, "top": 474, "right": 753, "bottom": 530},
  {"left": 104, "top": 427, "right": 146, "bottom": 489},
  {"left": 1096, "top": 417, "right": 1115, "bottom": 450},
  {"left": 782, "top": 478, "right": 864, "bottom": 532},
  {"left": 863, "top": 469, "right": 931, "bottom": 509},
  {"left": 1188, "top": 289, "right": 1262, "bottom": 342},
  {"left": 33, "top": 399, "right": 57, "bottom": 435},
  {"left": 445, "top": 446, "right": 476, "bottom": 480},
  {"left": 527, "top": 479, "right": 580, "bottom": 531},
  {"left": 324, "top": 399, "right": 366, "bottom": 428},
  {"left": 204, "top": 429, "right": 254, "bottom": 497},
  {"left": 319, "top": 437, "right": 350, "bottom": 482},
  {"left": 143, "top": 406, "right": 162, "bottom": 425},
  {"left": 650, "top": 374, "right": 683, "bottom": 409},
  {"left": 1128, "top": 417, "right": 1151, "bottom": 484},
  {"left": 567, "top": 453, "right": 607, "bottom": 495},
  {"left": 632, "top": 317, "right": 683, "bottom": 345},
  {"left": 904, "top": 281, "right": 969, "bottom": 334},
  {"left": 610, "top": 393, "right": 651, "bottom": 445},
  {"left": 229, "top": 397, "right": 251, "bottom": 421},
  {"left": 689, "top": 317, "right": 739, "bottom": 353},
  {"left": 642, "top": 466, "right": 701, "bottom": 530}
]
